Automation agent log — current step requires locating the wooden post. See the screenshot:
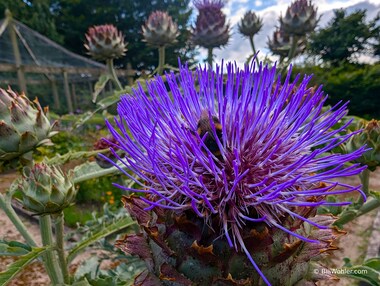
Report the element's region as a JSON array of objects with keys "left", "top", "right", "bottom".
[
  {"left": 88, "top": 81, "right": 94, "bottom": 94},
  {"left": 62, "top": 71, "right": 73, "bottom": 113},
  {"left": 51, "top": 78, "right": 61, "bottom": 110},
  {"left": 8, "top": 16, "right": 27, "bottom": 93},
  {"left": 71, "top": 83, "right": 77, "bottom": 110},
  {"left": 126, "top": 62, "right": 134, "bottom": 86}
]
